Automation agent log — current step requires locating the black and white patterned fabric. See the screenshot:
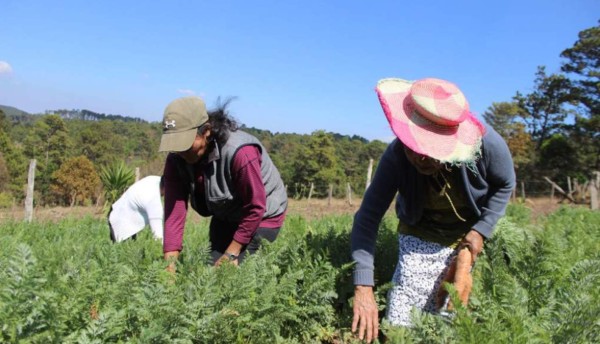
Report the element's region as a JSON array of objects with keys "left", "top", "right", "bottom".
[{"left": 386, "top": 234, "right": 457, "bottom": 326}]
